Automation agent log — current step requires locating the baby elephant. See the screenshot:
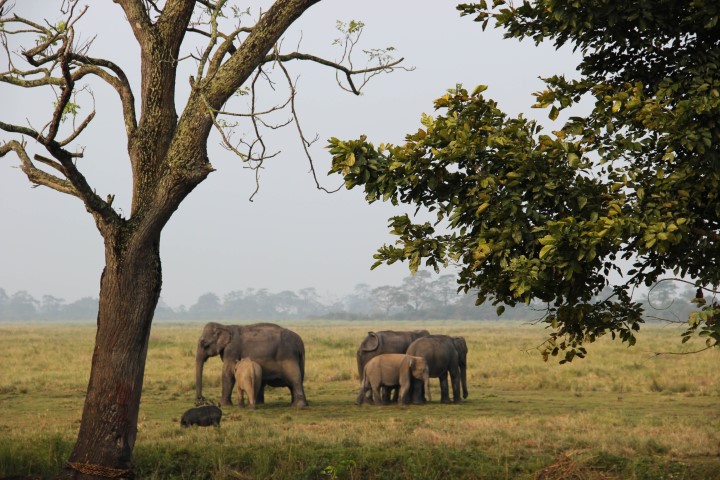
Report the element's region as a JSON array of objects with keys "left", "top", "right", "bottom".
[
  {"left": 234, "top": 358, "right": 262, "bottom": 409},
  {"left": 356, "top": 353, "right": 431, "bottom": 406},
  {"left": 180, "top": 405, "right": 222, "bottom": 427}
]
